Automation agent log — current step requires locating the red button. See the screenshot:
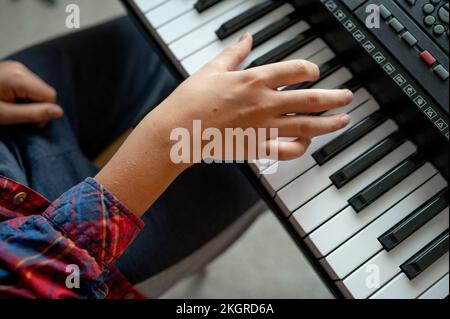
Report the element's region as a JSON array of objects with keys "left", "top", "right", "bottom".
[{"left": 419, "top": 50, "right": 437, "bottom": 66}]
